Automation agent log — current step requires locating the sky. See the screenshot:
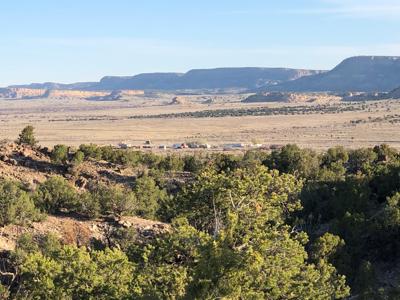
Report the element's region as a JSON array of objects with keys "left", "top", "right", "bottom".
[{"left": 1, "top": 0, "right": 400, "bottom": 86}]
